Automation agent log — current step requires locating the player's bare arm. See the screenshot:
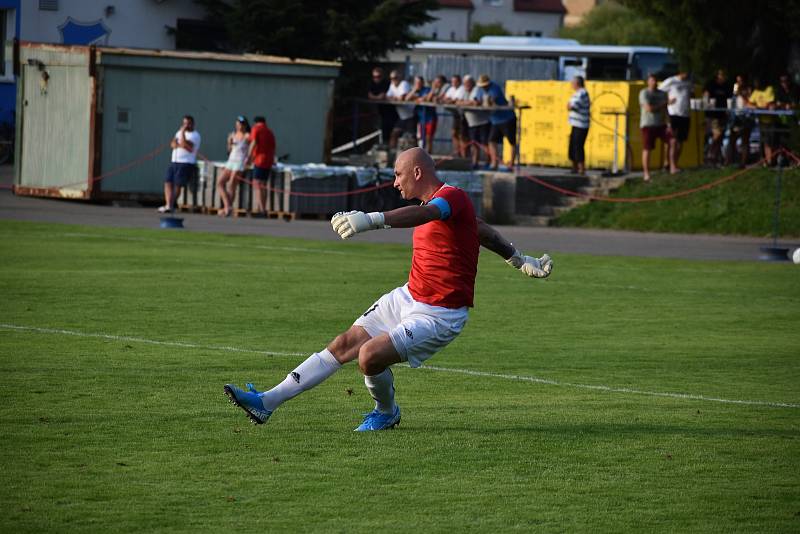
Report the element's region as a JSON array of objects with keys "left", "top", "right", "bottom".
[
  {"left": 331, "top": 202, "right": 552, "bottom": 278},
  {"left": 476, "top": 217, "right": 553, "bottom": 278},
  {"left": 476, "top": 217, "right": 514, "bottom": 258}
]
